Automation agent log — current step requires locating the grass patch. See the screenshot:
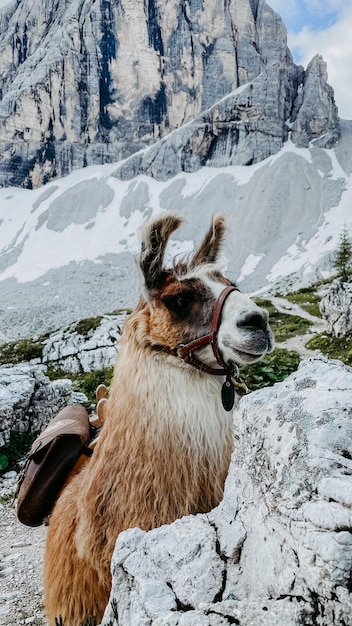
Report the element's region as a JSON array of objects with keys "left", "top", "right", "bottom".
[
  {"left": 46, "top": 366, "right": 114, "bottom": 405},
  {"left": 255, "top": 298, "right": 311, "bottom": 342},
  {"left": 73, "top": 316, "right": 104, "bottom": 337},
  {"left": 72, "top": 310, "right": 130, "bottom": 337},
  {"left": 0, "top": 492, "right": 16, "bottom": 504},
  {"left": 305, "top": 333, "right": 352, "bottom": 366},
  {"left": 0, "top": 338, "right": 43, "bottom": 366},
  {"left": 254, "top": 298, "right": 277, "bottom": 316},
  {"left": 284, "top": 288, "right": 322, "bottom": 318},
  {"left": 274, "top": 315, "right": 312, "bottom": 342},
  {"left": 240, "top": 348, "right": 301, "bottom": 391}
]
